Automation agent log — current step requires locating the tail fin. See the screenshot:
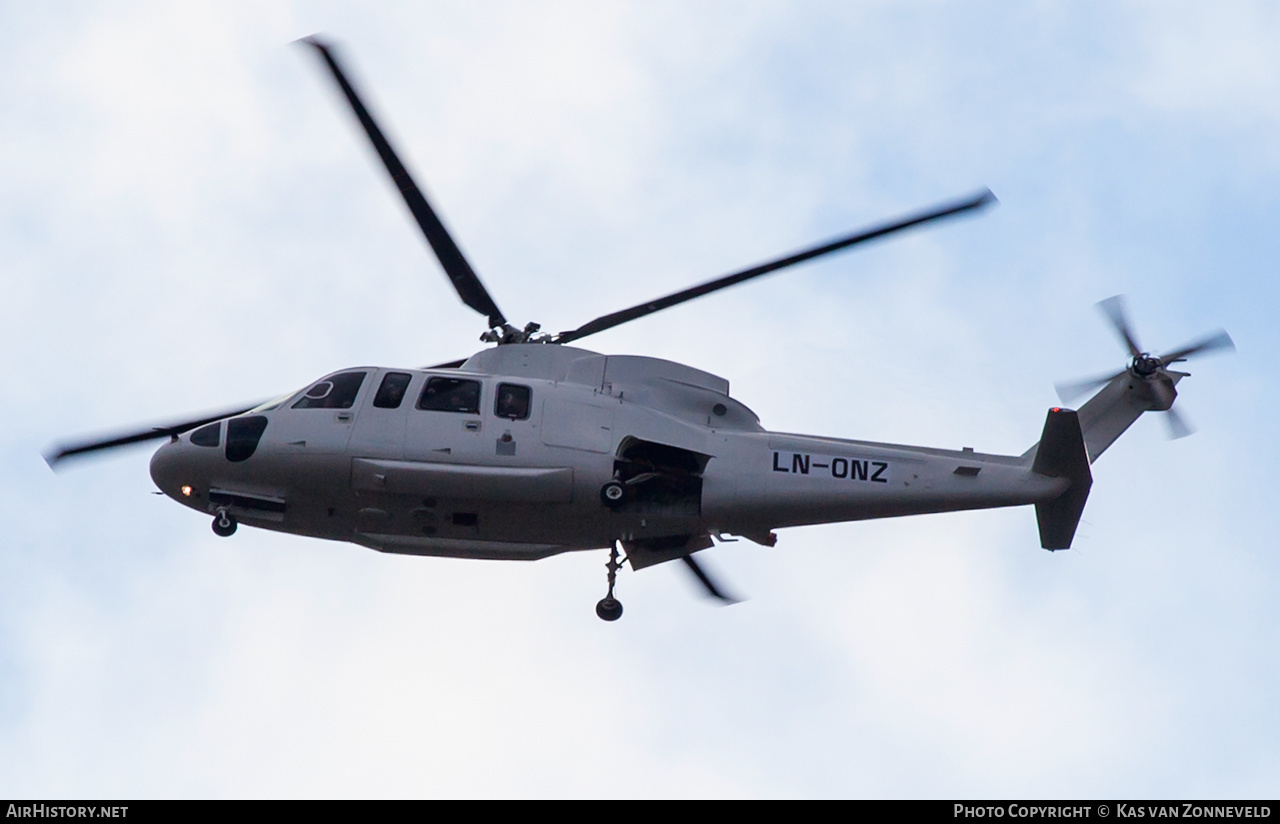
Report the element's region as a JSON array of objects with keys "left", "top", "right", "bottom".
[
  {"left": 1024, "top": 372, "right": 1180, "bottom": 549},
  {"left": 1029, "top": 408, "right": 1093, "bottom": 550}
]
